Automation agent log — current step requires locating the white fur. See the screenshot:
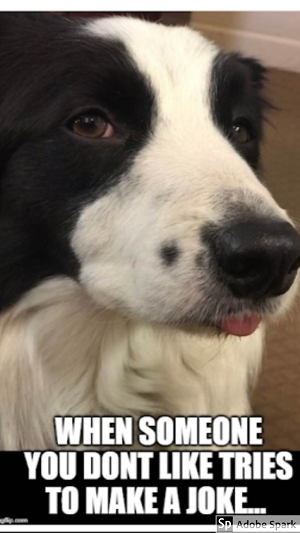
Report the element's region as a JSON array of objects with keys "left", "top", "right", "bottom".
[
  {"left": 0, "top": 18, "right": 298, "bottom": 450},
  {"left": 0, "top": 278, "right": 263, "bottom": 450},
  {"left": 75, "top": 18, "right": 293, "bottom": 324}
]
